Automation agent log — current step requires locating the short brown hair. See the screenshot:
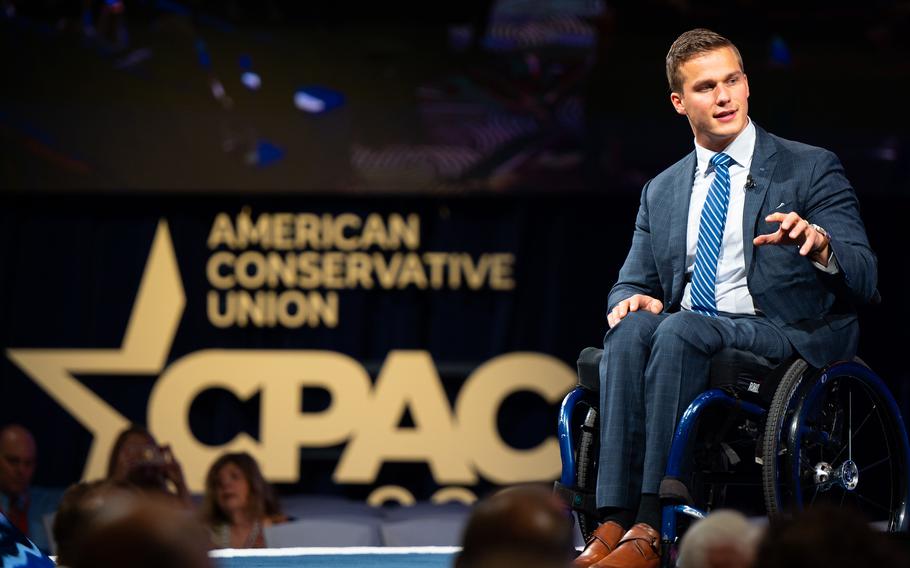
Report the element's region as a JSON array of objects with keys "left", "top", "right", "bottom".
[
  {"left": 666, "top": 29, "right": 743, "bottom": 93},
  {"left": 53, "top": 481, "right": 113, "bottom": 565}
]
